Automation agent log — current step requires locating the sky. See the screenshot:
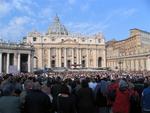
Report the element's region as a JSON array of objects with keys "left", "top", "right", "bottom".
[{"left": 0, "top": 0, "right": 150, "bottom": 42}]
